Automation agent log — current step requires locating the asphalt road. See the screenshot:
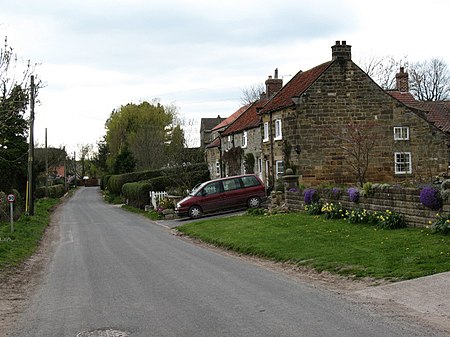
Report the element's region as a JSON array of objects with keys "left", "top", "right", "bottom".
[{"left": 7, "top": 187, "right": 446, "bottom": 337}]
